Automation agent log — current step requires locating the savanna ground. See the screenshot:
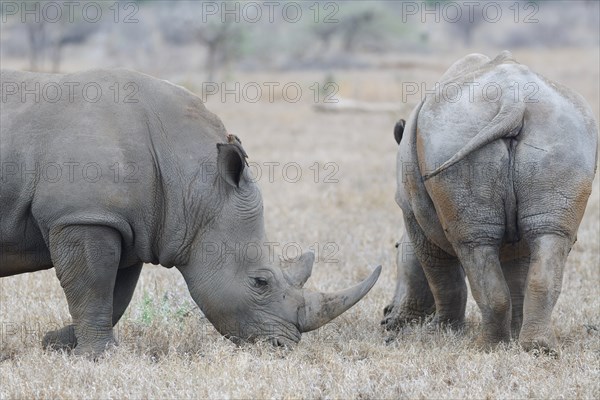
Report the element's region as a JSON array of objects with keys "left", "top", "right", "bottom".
[{"left": 1, "top": 48, "right": 599, "bottom": 399}]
